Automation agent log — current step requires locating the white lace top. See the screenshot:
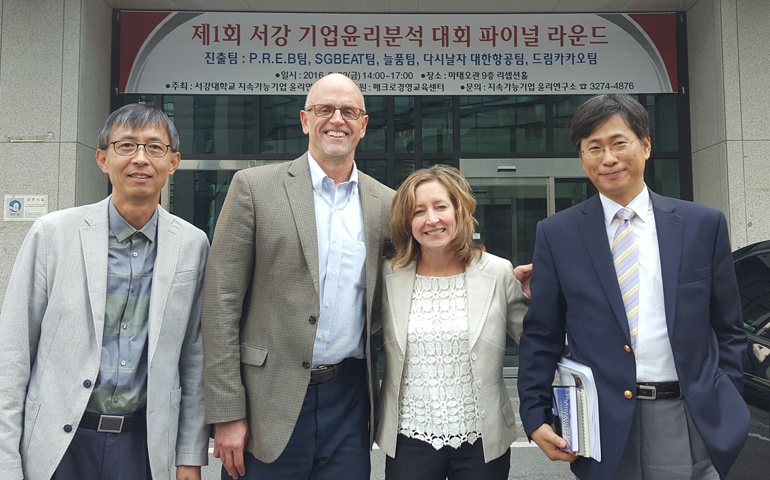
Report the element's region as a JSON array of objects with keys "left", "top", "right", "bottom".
[{"left": 397, "top": 273, "right": 482, "bottom": 450}]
